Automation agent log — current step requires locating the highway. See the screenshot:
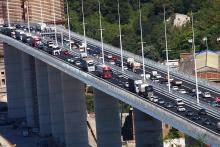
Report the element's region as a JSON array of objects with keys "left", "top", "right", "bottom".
[{"left": 0, "top": 25, "right": 220, "bottom": 145}]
